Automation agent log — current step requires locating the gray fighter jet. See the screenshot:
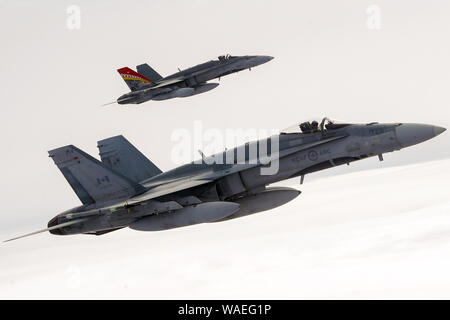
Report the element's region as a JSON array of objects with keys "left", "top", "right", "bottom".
[
  {"left": 4, "top": 118, "right": 445, "bottom": 241},
  {"left": 114, "top": 54, "right": 273, "bottom": 104}
]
